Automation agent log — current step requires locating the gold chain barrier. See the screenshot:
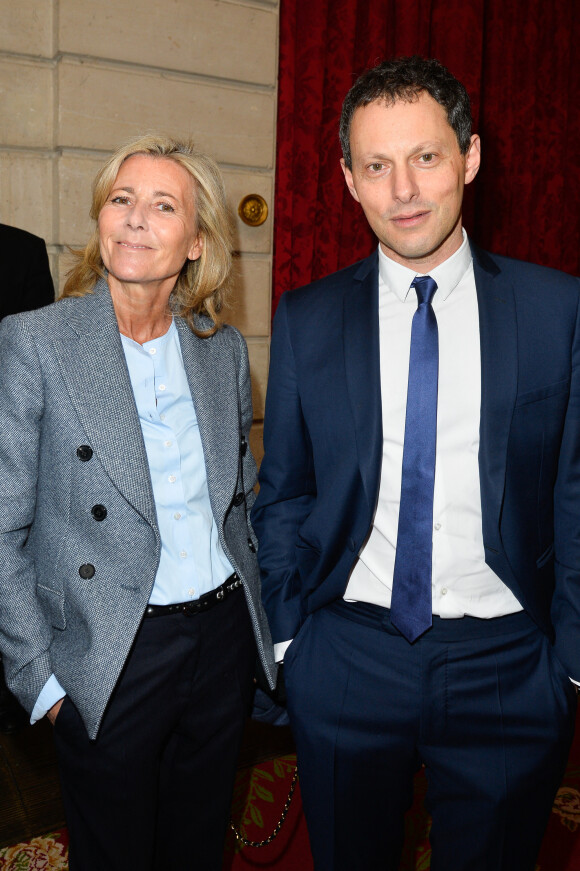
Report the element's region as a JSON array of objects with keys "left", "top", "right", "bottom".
[{"left": 229, "top": 766, "right": 299, "bottom": 848}]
